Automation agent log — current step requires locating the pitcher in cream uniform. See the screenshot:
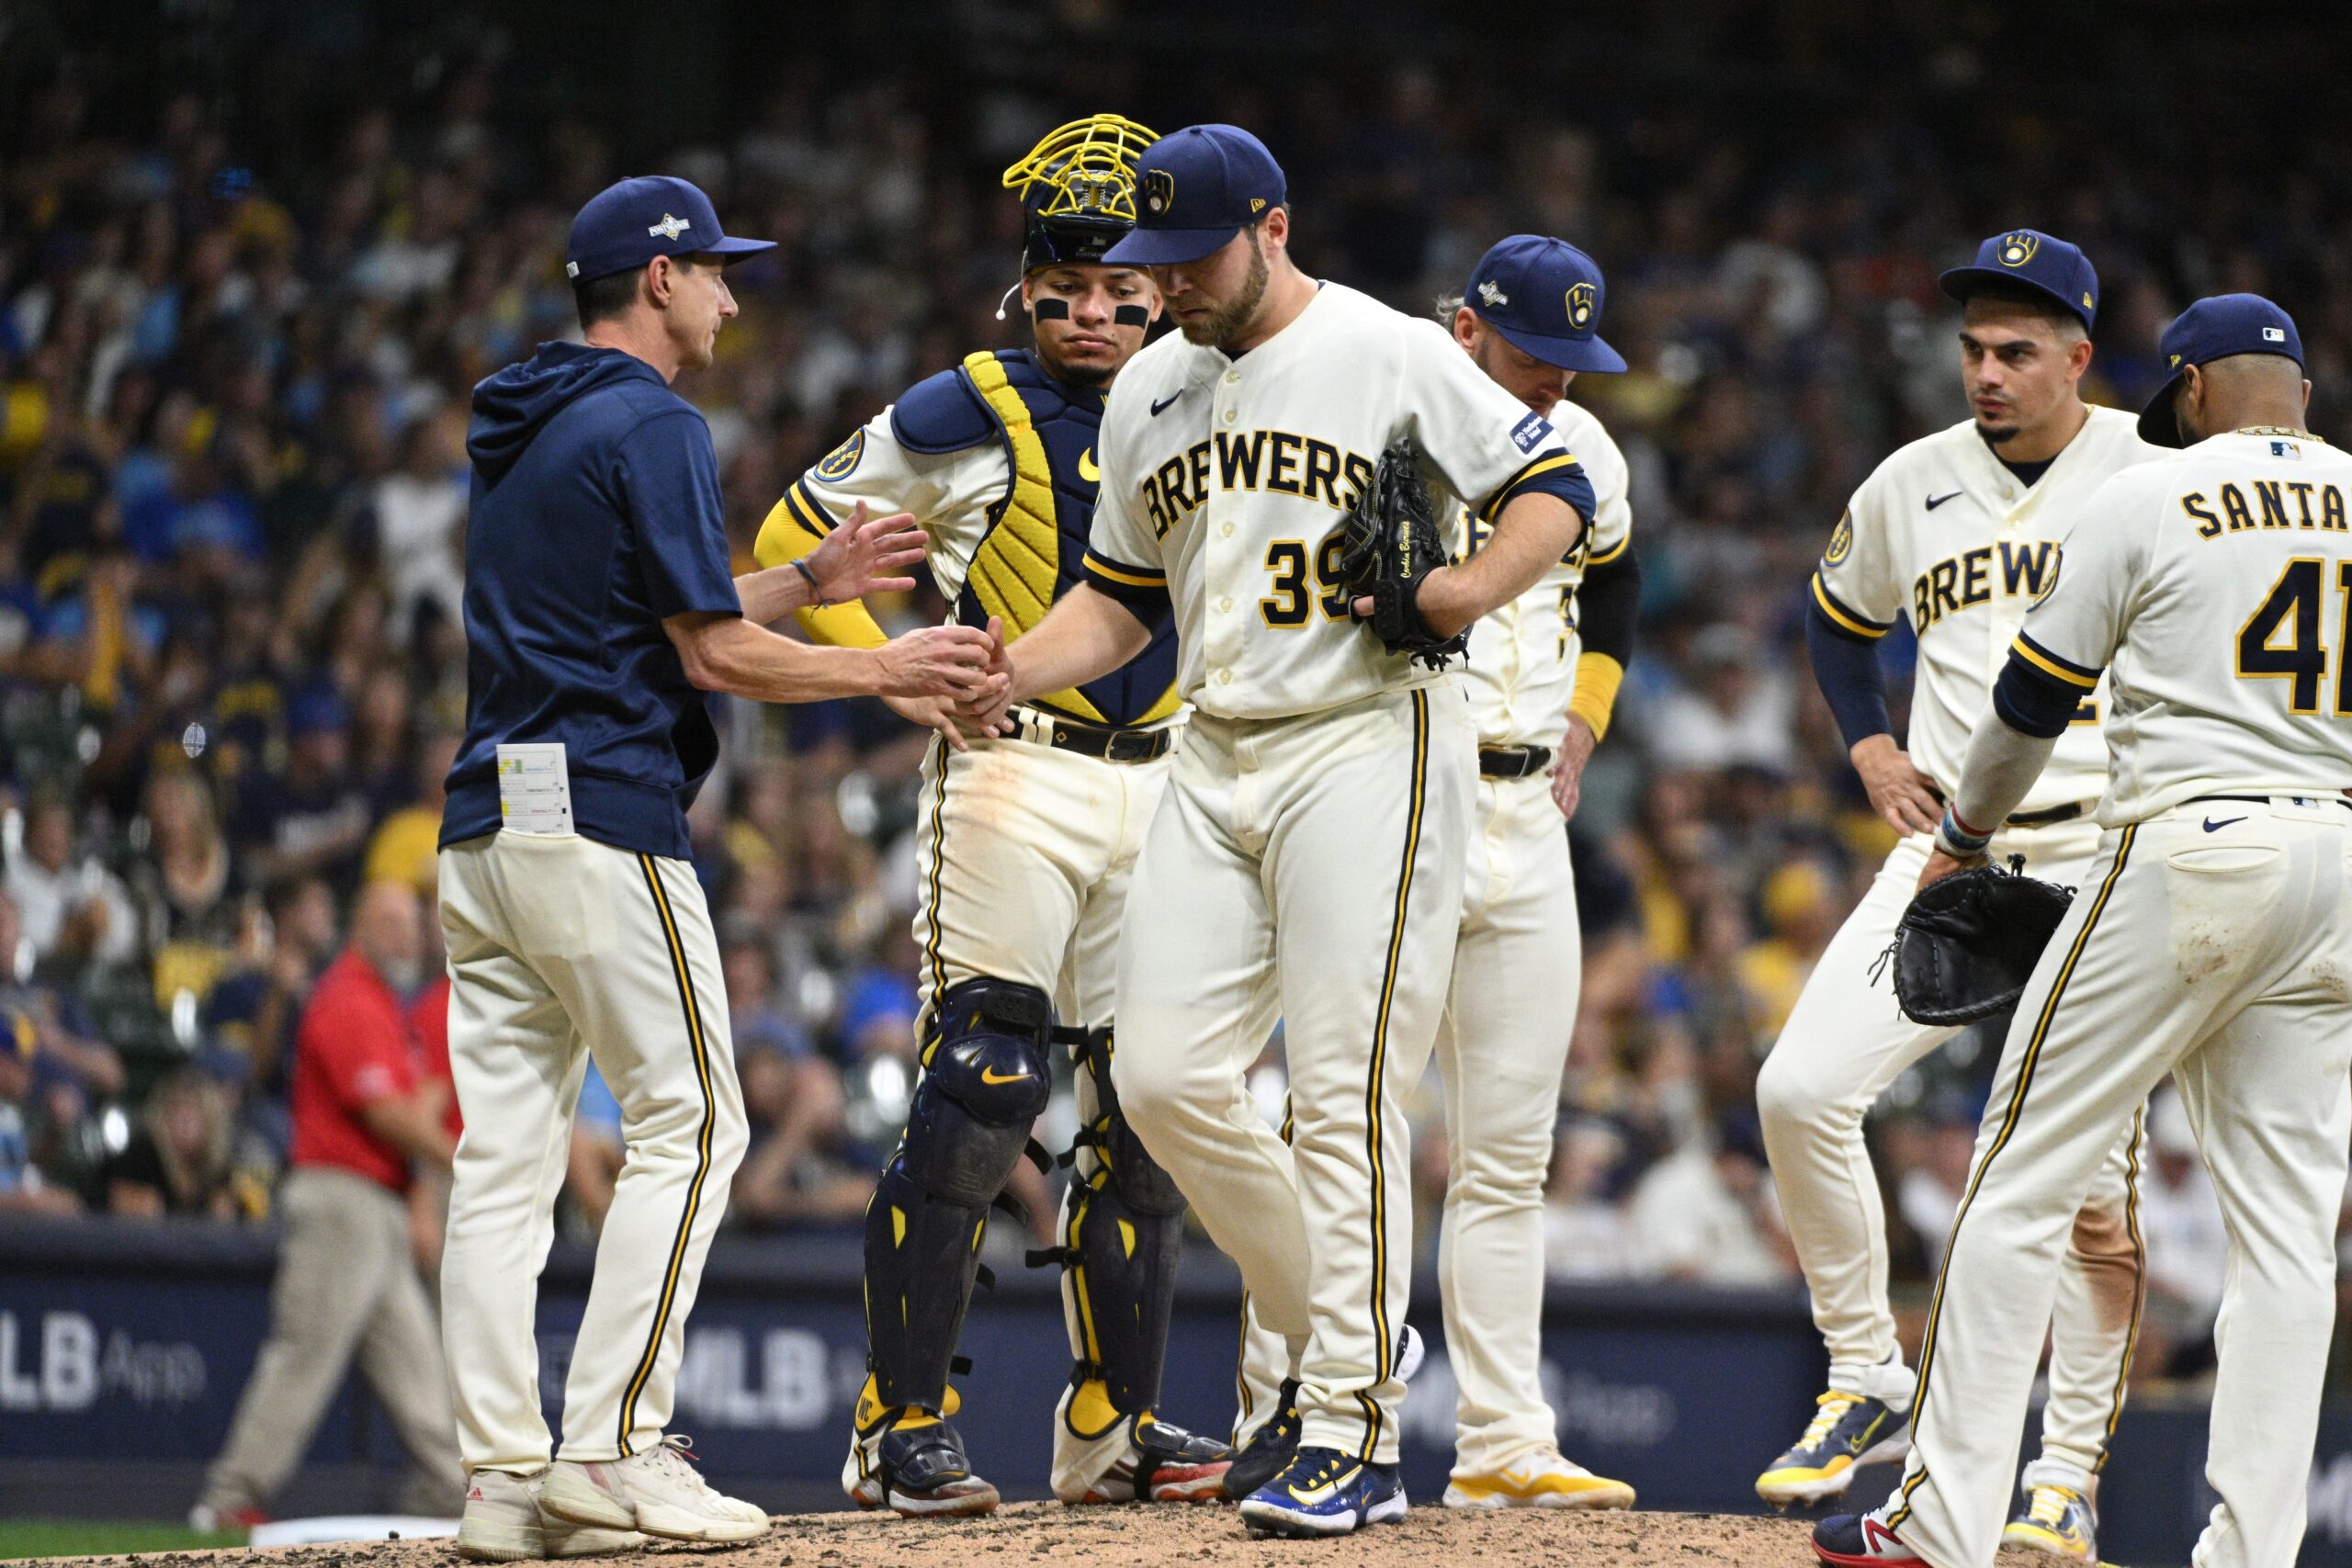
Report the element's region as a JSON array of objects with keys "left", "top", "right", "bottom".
[{"left": 969, "top": 128, "right": 1595, "bottom": 1538}]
